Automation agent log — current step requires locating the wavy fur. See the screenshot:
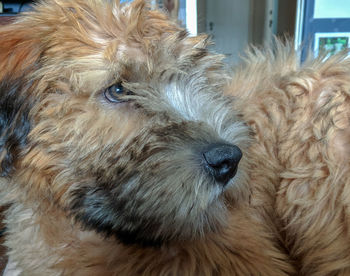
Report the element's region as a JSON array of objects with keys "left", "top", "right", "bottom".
[
  {"left": 2, "top": 0, "right": 348, "bottom": 275},
  {"left": 226, "top": 44, "right": 350, "bottom": 275}
]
